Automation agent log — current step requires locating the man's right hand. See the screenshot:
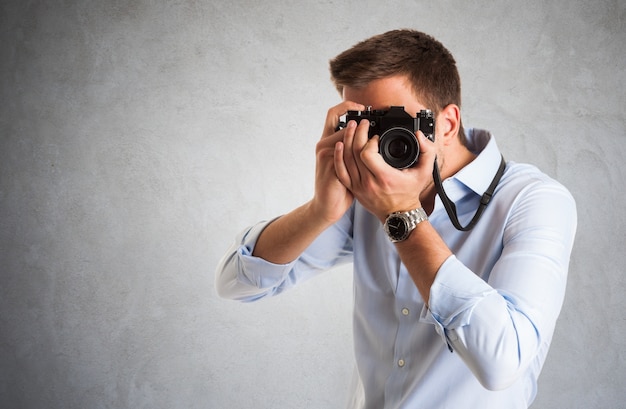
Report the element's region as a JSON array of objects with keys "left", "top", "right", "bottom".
[
  {"left": 310, "top": 101, "right": 366, "bottom": 224},
  {"left": 251, "top": 101, "right": 364, "bottom": 264}
]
